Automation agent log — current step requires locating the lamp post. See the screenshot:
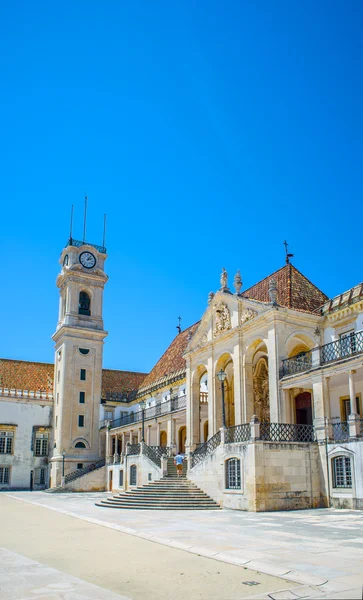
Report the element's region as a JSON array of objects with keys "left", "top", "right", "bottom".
[
  {"left": 62, "top": 449, "right": 66, "bottom": 477},
  {"left": 140, "top": 400, "right": 146, "bottom": 443},
  {"left": 216, "top": 369, "right": 227, "bottom": 428}
]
